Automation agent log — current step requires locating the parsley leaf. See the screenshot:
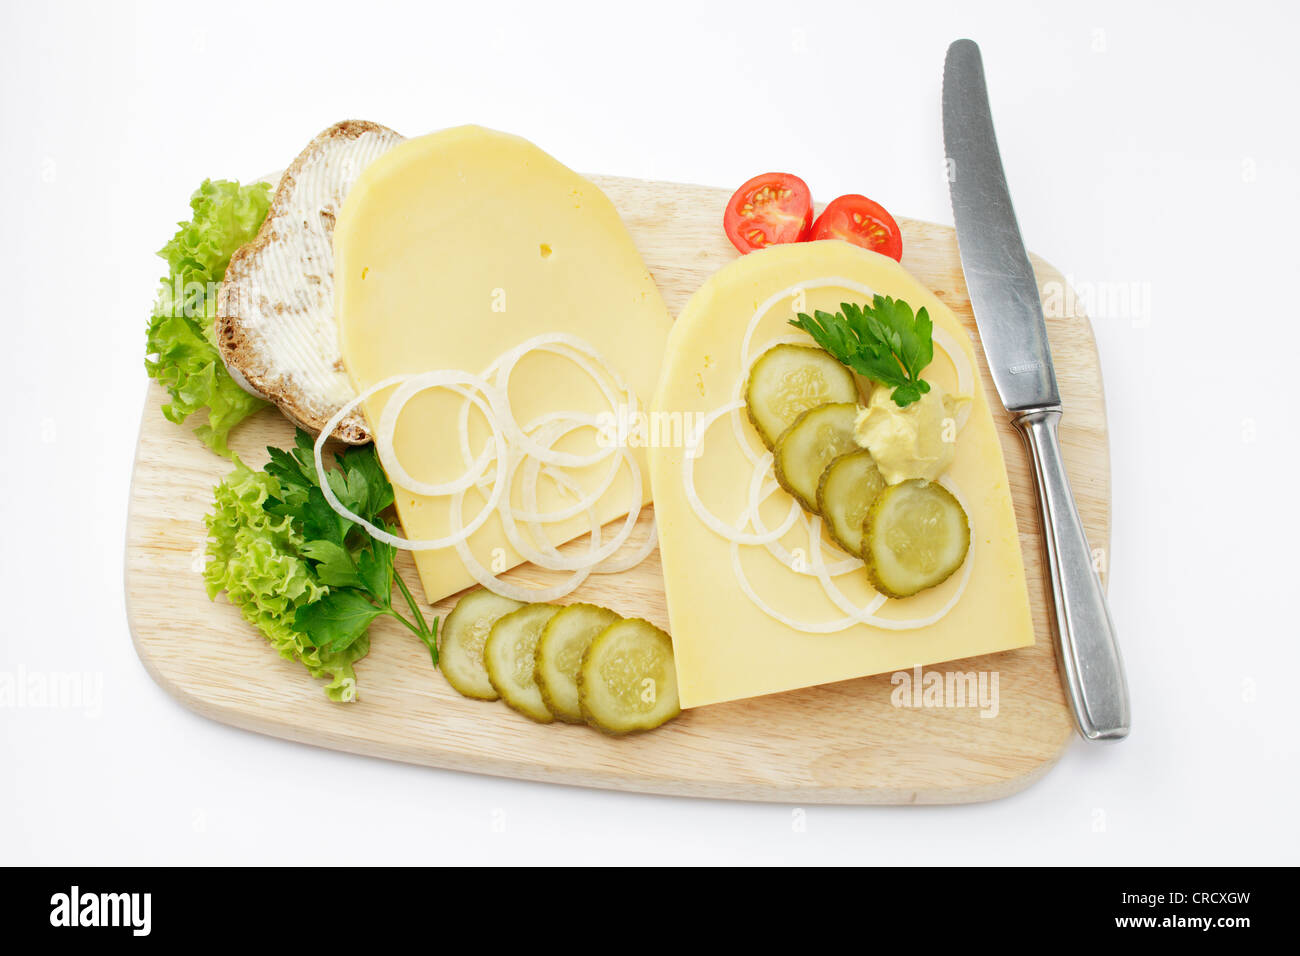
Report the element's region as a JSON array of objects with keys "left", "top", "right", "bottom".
[
  {"left": 790, "top": 296, "right": 935, "bottom": 407},
  {"left": 356, "top": 539, "right": 395, "bottom": 601},
  {"left": 295, "top": 590, "right": 386, "bottom": 656},
  {"left": 206, "top": 427, "right": 444, "bottom": 702},
  {"left": 300, "top": 540, "right": 365, "bottom": 589},
  {"left": 267, "top": 430, "right": 438, "bottom": 665},
  {"left": 337, "top": 444, "right": 394, "bottom": 517}
]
